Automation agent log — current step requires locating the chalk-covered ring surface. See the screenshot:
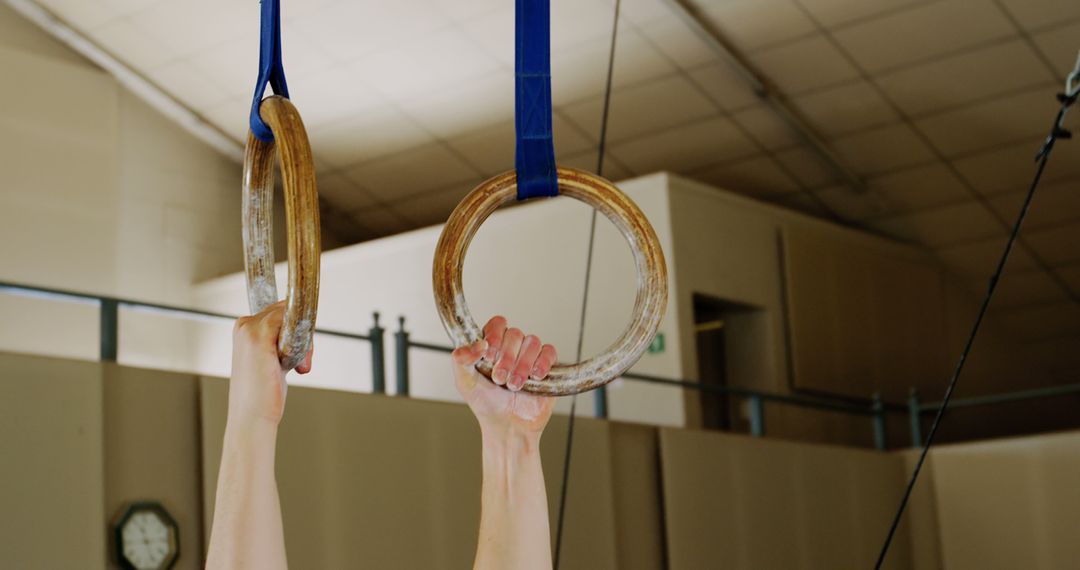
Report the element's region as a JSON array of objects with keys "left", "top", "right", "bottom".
[
  {"left": 433, "top": 166, "right": 668, "bottom": 396},
  {"left": 242, "top": 95, "right": 321, "bottom": 371}
]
